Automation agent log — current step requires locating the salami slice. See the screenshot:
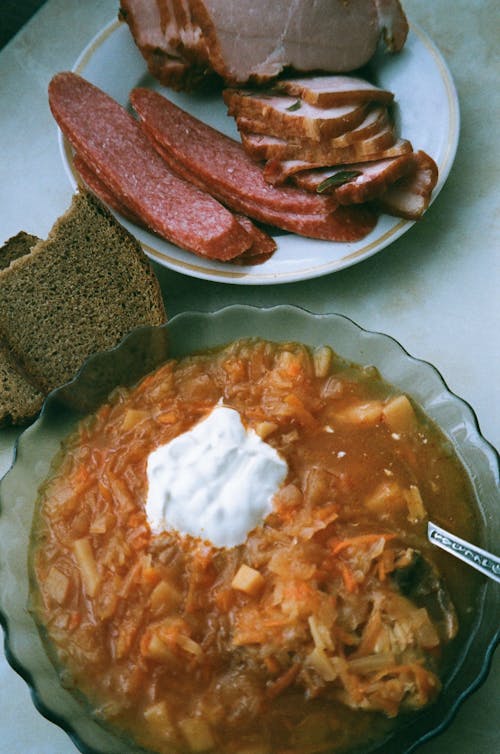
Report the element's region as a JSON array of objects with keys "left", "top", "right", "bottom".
[
  {"left": 73, "top": 154, "right": 142, "bottom": 226},
  {"left": 232, "top": 215, "right": 277, "bottom": 263},
  {"left": 129, "top": 88, "right": 338, "bottom": 216},
  {"left": 74, "top": 153, "right": 277, "bottom": 263},
  {"left": 48, "top": 73, "right": 252, "bottom": 261},
  {"left": 149, "top": 137, "right": 377, "bottom": 242}
]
